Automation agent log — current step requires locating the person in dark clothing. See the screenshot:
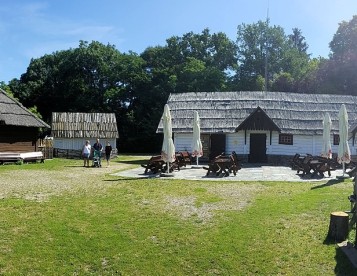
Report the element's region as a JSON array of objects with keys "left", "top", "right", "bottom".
[
  {"left": 92, "top": 138, "right": 103, "bottom": 167},
  {"left": 105, "top": 141, "right": 113, "bottom": 167},
  {"left": 93, "top": 138, "right": 103, "bottom": 151}
]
